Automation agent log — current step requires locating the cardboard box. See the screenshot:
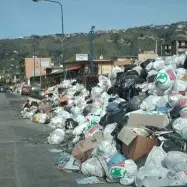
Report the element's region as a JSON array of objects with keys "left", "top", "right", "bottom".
[
  {"left": 122, "top": 135, "right": 157, "bottom": 160},
  {"left": 72, "top": 133, "right": 103, "bottom": 162},
  {"left": 39, "top": 102, "right": 52, "bottom": 113},
  {"left": 117, "top": 113, "right": 162, "bottom": 160}
]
